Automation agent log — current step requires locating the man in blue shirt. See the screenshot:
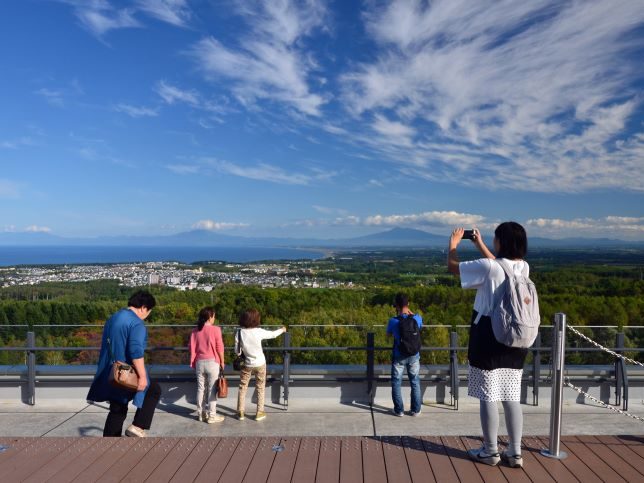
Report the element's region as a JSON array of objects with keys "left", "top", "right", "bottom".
[
  {"left": 87, "top": 290, "right": 161, "bottom": 437},
  {"left": 386, "top": 293, "right": 423, "bottom": 416}
]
